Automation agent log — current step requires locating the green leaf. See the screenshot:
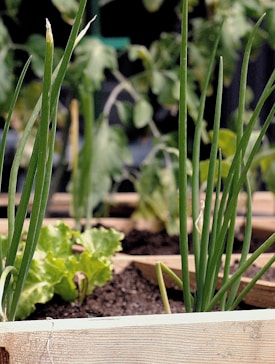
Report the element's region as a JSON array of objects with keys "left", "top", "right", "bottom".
[
  {"left": 128, "top": 45, "right": 152, "bottom": 69},
  {"left": 200, "top": 159, "right": 231, "bottom": 185},
  {"left": 37, "top": 221, "right": 74, "bottom": 257},
  {"left": 71, "top": 37, "right": 118, "bottom": 91},
  {"left": 16, "top": 252, "right": 65, "bottom": 319},
  {"left": 68, "top": 118, "right": 132, "bottom": 215},
  {"left": 133, "top": 159, "right": 181, "bottom": 235},
  {"left": 13, "top": 222, "right": 123, "bottom": 319},
  {"left": 25, "top": 35, "right": 64, "bottom": 78},
  {"left": 152, "top": 70, "right": 180, "bottom": 107},
  {"left": 51, "top": 0, "right": 79, "bottom": 23},
  {"left": 4, "top": 0, "right": 22, "bottom": 16},
  {"left": 209, "top": 129, "right": 237, "bottom": 158},
  {"left": 115, "top": 101, "right": 133, "bottom": 126},
  {"left": 52, "top": 254, "right": 80, "bottom": 301},
  {"left": 76, "top": 226, "right": 123, "bottom": 257},
  {"left": 133, "top": 99, "right": 153, "bottom": 128},
  {"left": 77, "top": 253, "right": 113, "bottom": 294},
  {"left": 254, "top": 148, "right": 275, "bottom": 174},
  {"left": 91, "top": 122, "right": 132, "bottom": 205},
  {"left": 142, "top": 0, "right": 164, "bottom": 12}
]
